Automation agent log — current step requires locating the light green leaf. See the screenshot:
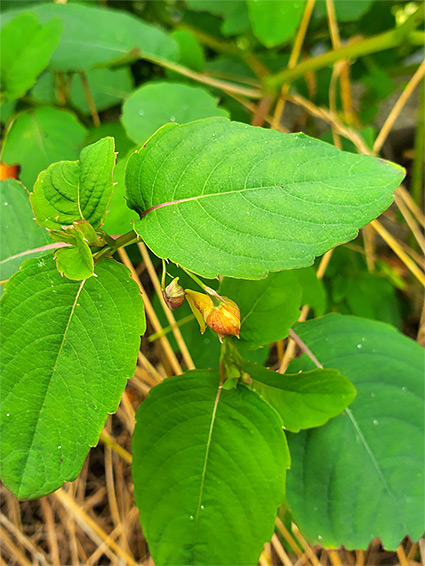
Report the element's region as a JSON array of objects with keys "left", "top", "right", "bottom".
[
  {"left": 1, "top": 3, "right": 178, "bottom": 71},
  {"left": 125, "top": 117, "right": 405, "bottom": 279},
  {"left": 0, "top": 12, "right": 62, "bottom": 101},
  {"left": 102, "top": 156, "right": 137, "bottom": 236},
  {"left": 285, "top": 314, "right": 424, "bottom": 549},
  {"left": 132, "top": 370, "right": 289, "bottom": 565},
  {"left": 1, "top": 106, "right": 87, "bottom": 189},
  {"left": 171, "top": 30, "right": 205, "bottom": 72},
  {"left": 247, "top": 0, "right": 306, "bottom": 47},
  {"left": 31, "top": 137, "right": 115, "bottom": 230},
  {"left": 0, "top": 256, "right": 145, "bottom": 499},
  {"left": 32, "top": 67, "right": 134, "bottom": 115},
  {"left": 121, "top": 82, "right": 228, "bottom": 144},
  {"left": 0, "top": 179, "right": 51, "bottom": 282},
  {"left": 220, "top": 271, "right": 302, "bottom": 349},
  {"left": 54, "top": 231, "right": 94, "bottom": 280},
  {"left": 242, "top": 361, "right": 356, "bottom": 432}
]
